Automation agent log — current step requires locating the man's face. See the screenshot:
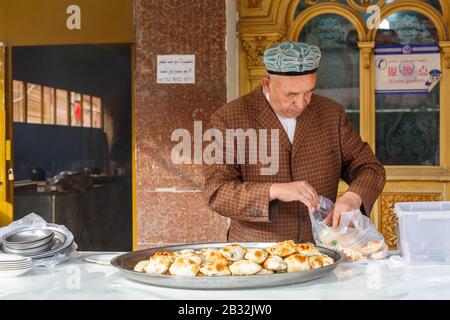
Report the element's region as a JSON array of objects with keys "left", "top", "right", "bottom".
[{"left": 262, "top": 73, "right": 317, "bottom": 118}]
